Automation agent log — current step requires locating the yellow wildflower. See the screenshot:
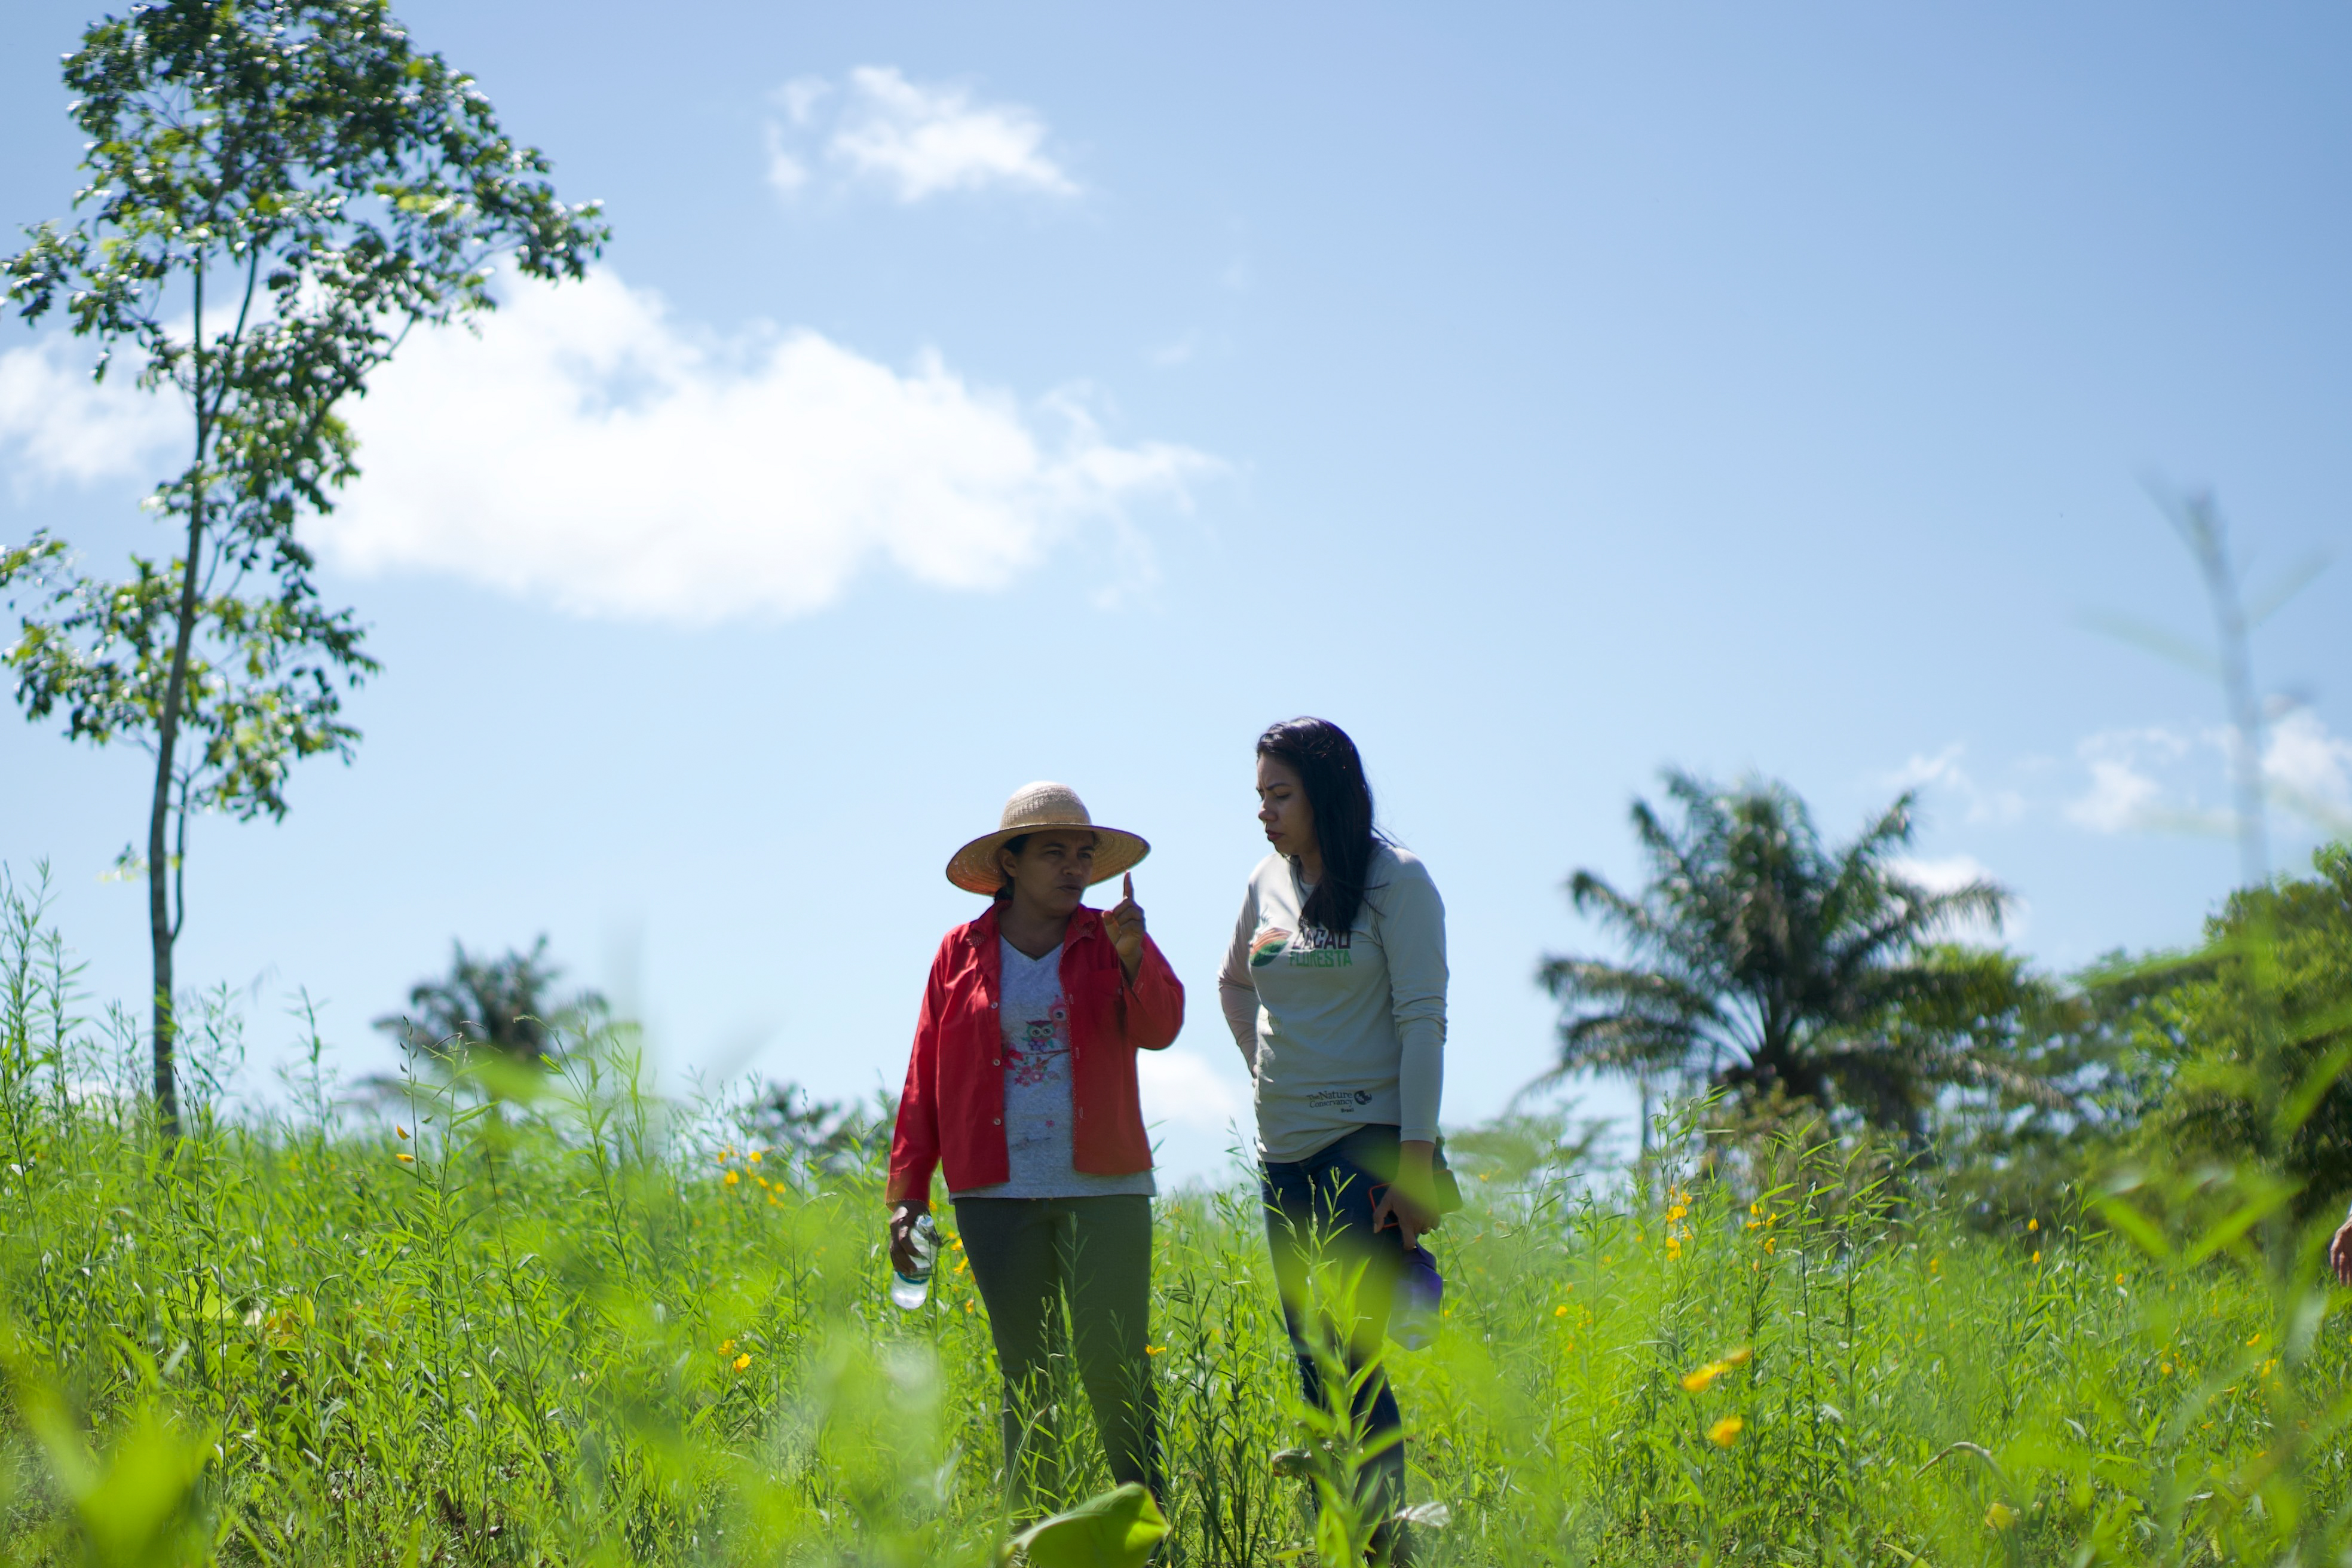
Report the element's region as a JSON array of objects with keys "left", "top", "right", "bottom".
[
  {"left": 2159, "top": 1361, "right": 2173, "bottom": 1376},
  {"left": 732, "top": 1353, "right": 751, "bottom": 1372},
  {"left": 2031, "top": 1250, "right": 2041, "bottom": 1265},
  {"left": 396, "top": 1125, "right": 410, "bottom": 1140},
  {"left": 1146, "top": 1345, "right": 1165, "bottom": 1356},
  {"left": 1722, "top": 1346, "right": 1752, "bottom": 1366},
  {"left": 724, "top": 1171, "right": 740, "bottom": 1187},
  {"left": 1682, "top": 1361, "right": 1728, "bottom": 1394},
  {"left": 396, "top": 1152, "right": 415, "bottom": 1163},
  {"left": 1554, "top": 1304, "right": 1569, "bottom": 1318},
  {"left": 1984, "top": 1502, "right": 2019, "bottom": 1530},
  {"left": 1707, "top": 1416, "right": 1743, "bottom": 1447},
  {"left": 721, "top": 1339, "right": 736, "bottom": 1354},
  {"left": 1763, "top": 1238, "right": 1775, "bottom": 1255},
  {"left": 748, "top": 1150, "right": 762, "bottom": 1163},
  {"left": 1667, "top": 1204, "right": 1688, "bottom": 1221},
  {"left": 2028, "top": 1218, "right": 2038, "bottom": 1233}
]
